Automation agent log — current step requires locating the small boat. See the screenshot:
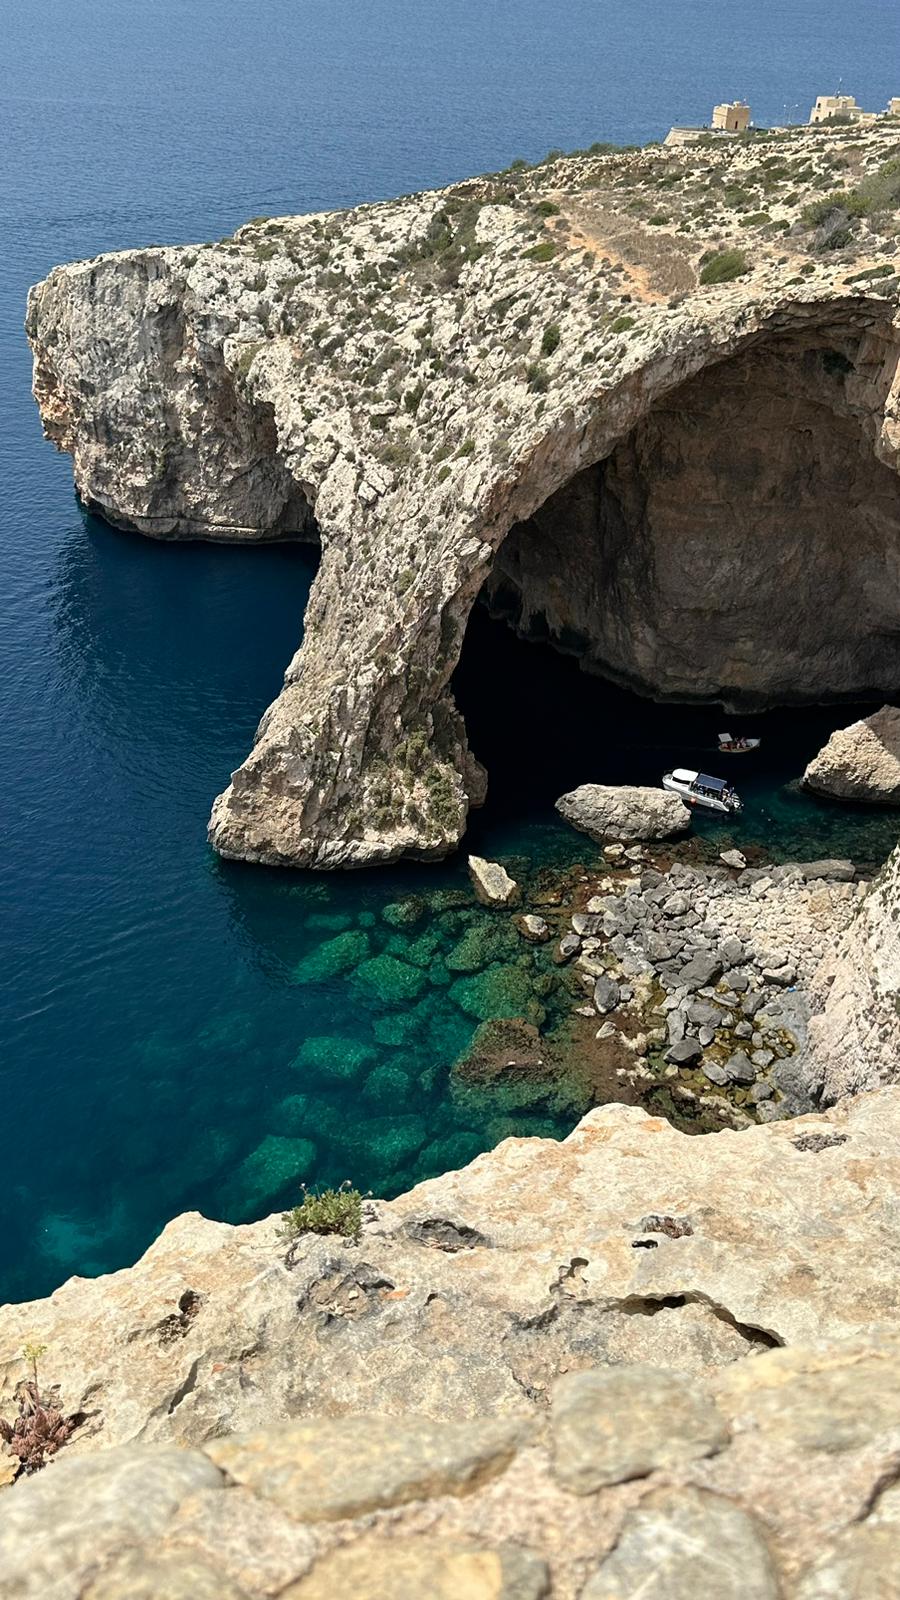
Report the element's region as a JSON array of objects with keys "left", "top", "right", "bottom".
[
  {"left": 662, "top": 767, "right": 743, "bottom": 815},
  {"left": 717, "top": 731, "right": 761, "bottom": 754}
]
